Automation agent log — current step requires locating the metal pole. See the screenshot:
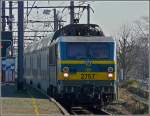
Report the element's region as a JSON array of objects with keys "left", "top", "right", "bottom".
[
  {"left": 27, "top": 0, "right": 28, "bottom": 23},
  {"left": 1, "top": 1, "right": 6, "bottom": 83},
  {"left": 2, "top": 1, "right": 5, "bottom": 31},
  {"left": 58, "top": 20, "right": 61, "bottom": 29},
  {"left": 70, "top": 1, "right": 74, "bottom": 24},
  {"left": 0, "top": 0, "right": 2, "bottom": 83},
  {"left": 9, "top": 1, "right": 13, "bottom": 57},
  {"left": 123, "top": 37, "right": 126, "bottom": 80},
  {"left": 17, "top": 1, "right": 24, "bottom": 91},
  {"left": 9, "top": 1, "right": 13, "bottom": 31},
  {"left": 54, "top": 9, "right": 58, "bottom": 32},
  {"left": 87, "top": 4, "right": 90, "bottom": 24}
]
